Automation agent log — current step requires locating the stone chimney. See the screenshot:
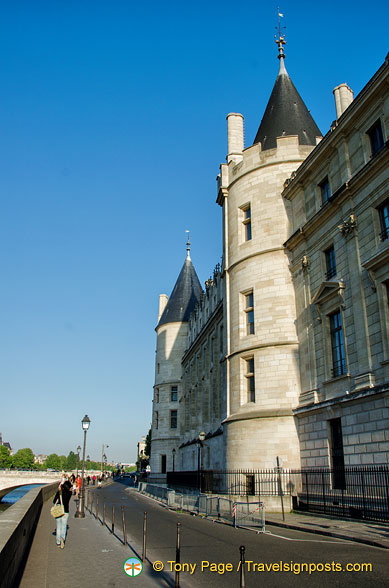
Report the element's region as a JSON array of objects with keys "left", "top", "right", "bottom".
[
  {"left": 227, "top": 113, "right": 244, "bottom": 163},
  {"left": 333, "top": 83, "right": 354, "bottom": 118},
  {"left": 158, "top": 294, "right": 168, "bottom": 322}
]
